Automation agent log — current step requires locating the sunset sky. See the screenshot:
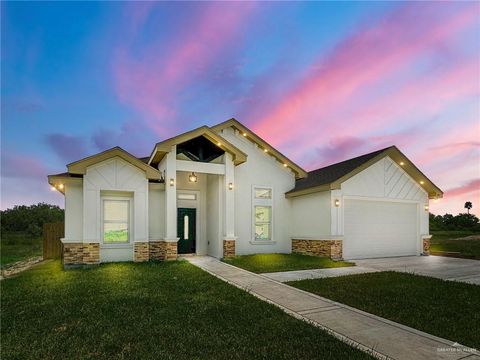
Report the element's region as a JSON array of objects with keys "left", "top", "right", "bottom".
[{"left": 2, "top": 2, "right": 479, "bottom": 215}]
